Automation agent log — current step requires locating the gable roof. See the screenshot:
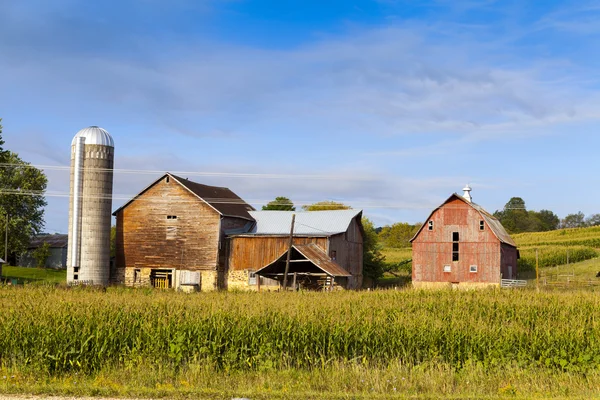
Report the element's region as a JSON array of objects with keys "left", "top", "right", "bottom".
[
  {"left": 28, "top": 234, "right": 68, "bottom": 249},
  {"left": 113, "top": 173, "right": 255, "bottom": 221},
  {"left": 410, "top": 193, "right": 517, "bottom": 247},
  {"left": 255, "top": 243, "right": 351, "bottom": 277},
  {"left": 247, "top": 209, "right": 363, "bottom": 236}
]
